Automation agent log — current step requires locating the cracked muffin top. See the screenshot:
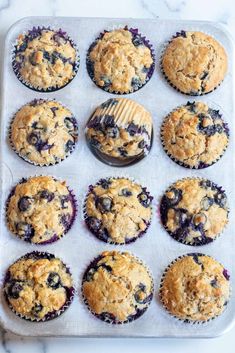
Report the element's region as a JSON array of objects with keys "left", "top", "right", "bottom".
[
  {"left": 4, "top": 252, "right": 74, "bottom": 321},
  {"left": 160, "top": 178, "right": 229, "bottom": 246},
  {"left": 161, "top": 101, "right": 229, "bottom": 169},
  {"left": 84, "top": 177, "right": 153, "bottom": 244},
  {"left": 86, "top": 98, "right": 153, "bottom": 163},
  {"left": 161, "top": 31, "right": 228, "bottom": 95},
  {"left": 6, "top": 176, "right": 76, "bottom": 244},
  {"left": 160, "top": 254, "right": 230, "bottom": 322},
  {"left": 10, "top": 99, "right": 78, "bottom": 166},
  {"left": 13, "top": 28, "right": 77, "bottom": 91},
  {"left": 82, "top": 251, "right": 153, "bottom": 323},
  {"left": 87, "top": 28, "right": 154, "bottom": 93}
]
